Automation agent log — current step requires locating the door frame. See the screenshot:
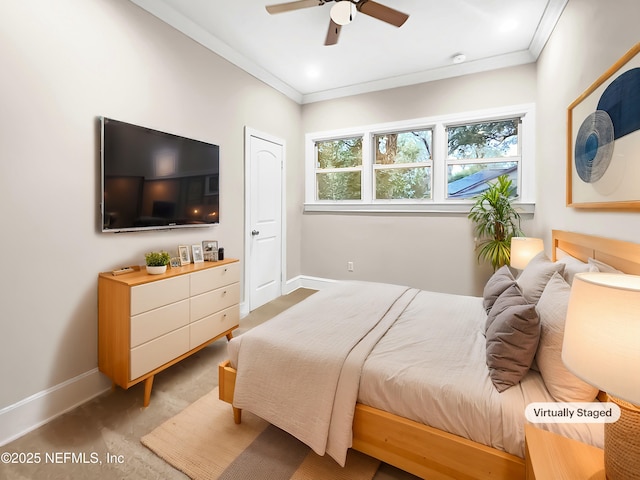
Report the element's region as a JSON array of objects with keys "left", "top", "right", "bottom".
[{"left": 243, "top": 126, "right": 287, "bottom": 313}]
